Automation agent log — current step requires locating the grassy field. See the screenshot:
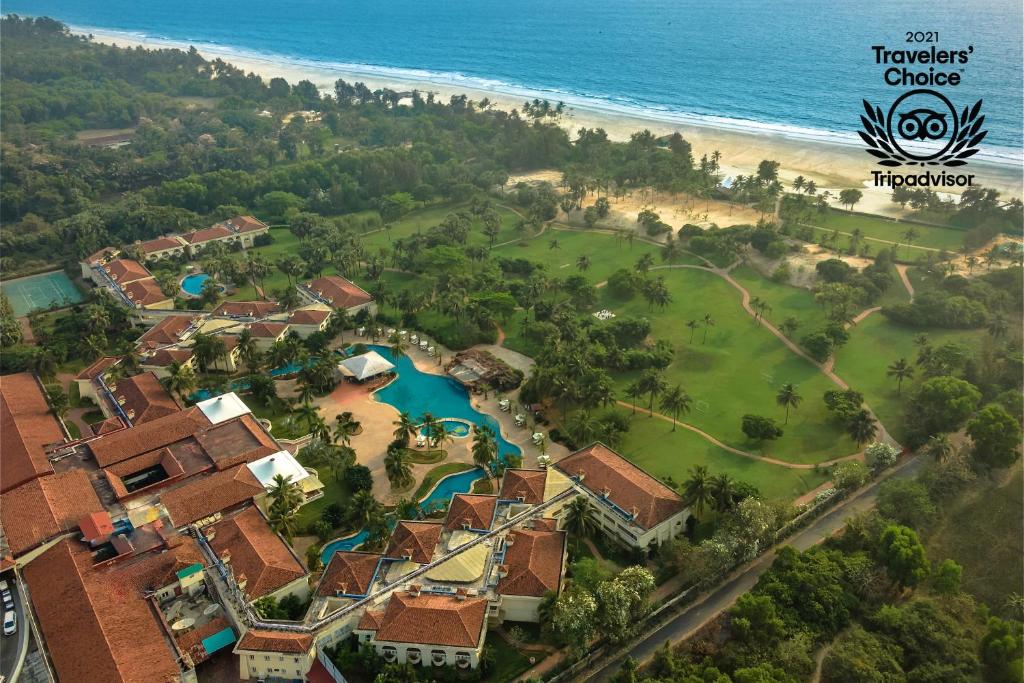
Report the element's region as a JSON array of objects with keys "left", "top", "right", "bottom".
[
  {"left": 924, "top": 464, "right": 1023, "bottom": 615},
  {"left": 487, "top": 634, "right": 535, "bottom": 682},
  {"left": 602, "top": 268, "right": 856, "bottom": 462},
  {"left": 614, "top": 408, "right": 829, "bottom": 503},
  {"left": 832, "top": 315, "right": 985, "bottom": 442},
  {"left": 812, "top": 211, "right": 967, "bottom": 254},
  {"left": 359, "top": 202, "right": 524, "bottom": 252},
  {"left": 730, "top": 265, "right": 831, "bottom": 334}
]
